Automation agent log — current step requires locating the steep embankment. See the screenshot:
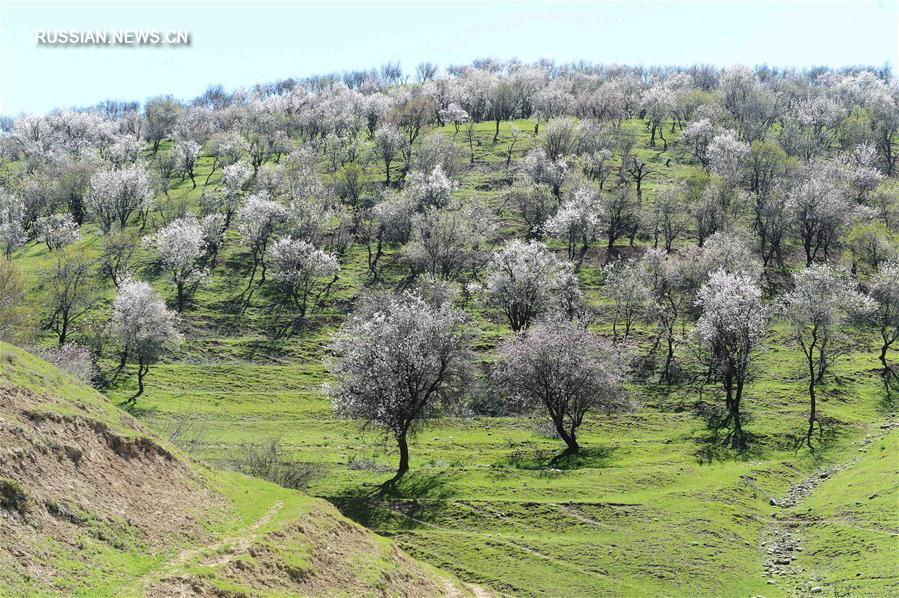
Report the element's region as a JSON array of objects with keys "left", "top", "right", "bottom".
[{"left": 0, "top": 342, "right": 470, "bottom": 596}]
